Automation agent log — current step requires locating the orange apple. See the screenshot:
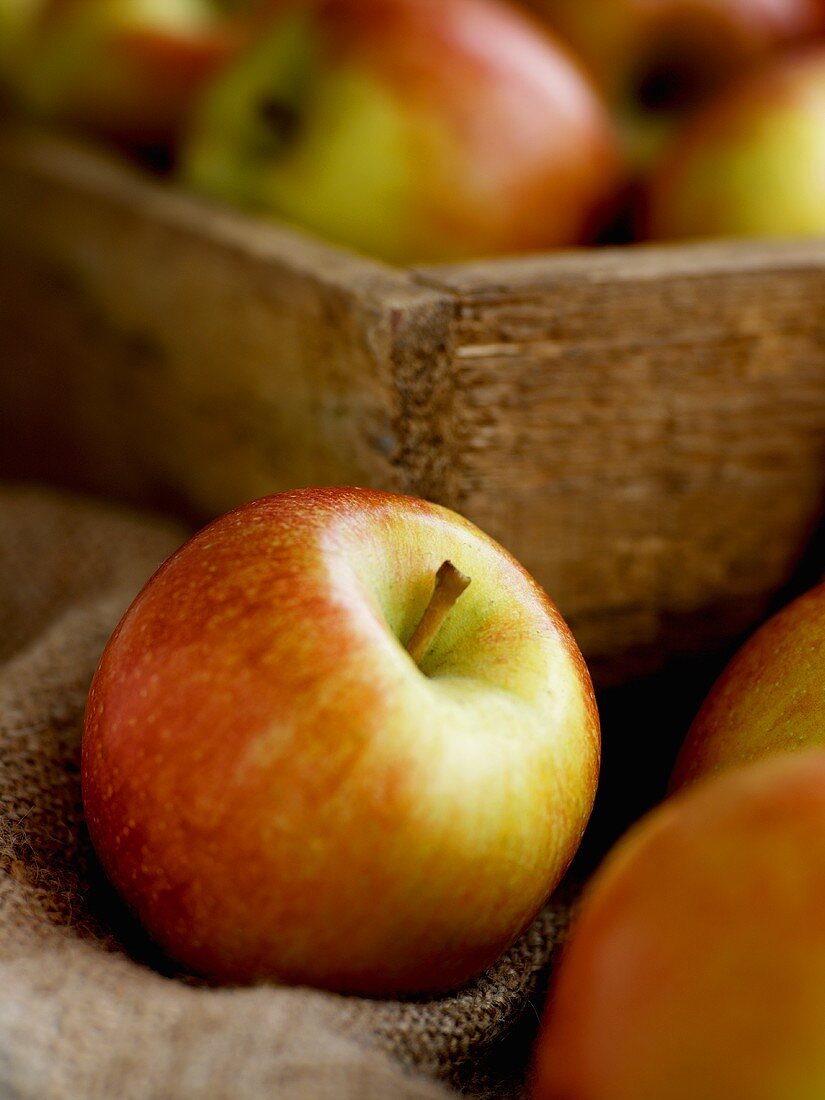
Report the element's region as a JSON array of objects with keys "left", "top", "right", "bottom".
[
  {"left": 82, "top": 488, "right": 600, "bottom": 994},
  {"left": 647, "top": 47, "right": 825, "bottom": 239},
  {"left": 535, "top": 749, "right": 825, "bottom": 1100},
  {"left": 15, "top": 0, "right": 252, "bottom": 151},
  {"left": 671, "top": 580, "right": 825, "bottom": 790},
  {"left": 180, "top": 0, "right": 623, "bottom": 263},
  {"left": 531, "top": 0, "right": 825, "bottom": 167}
]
